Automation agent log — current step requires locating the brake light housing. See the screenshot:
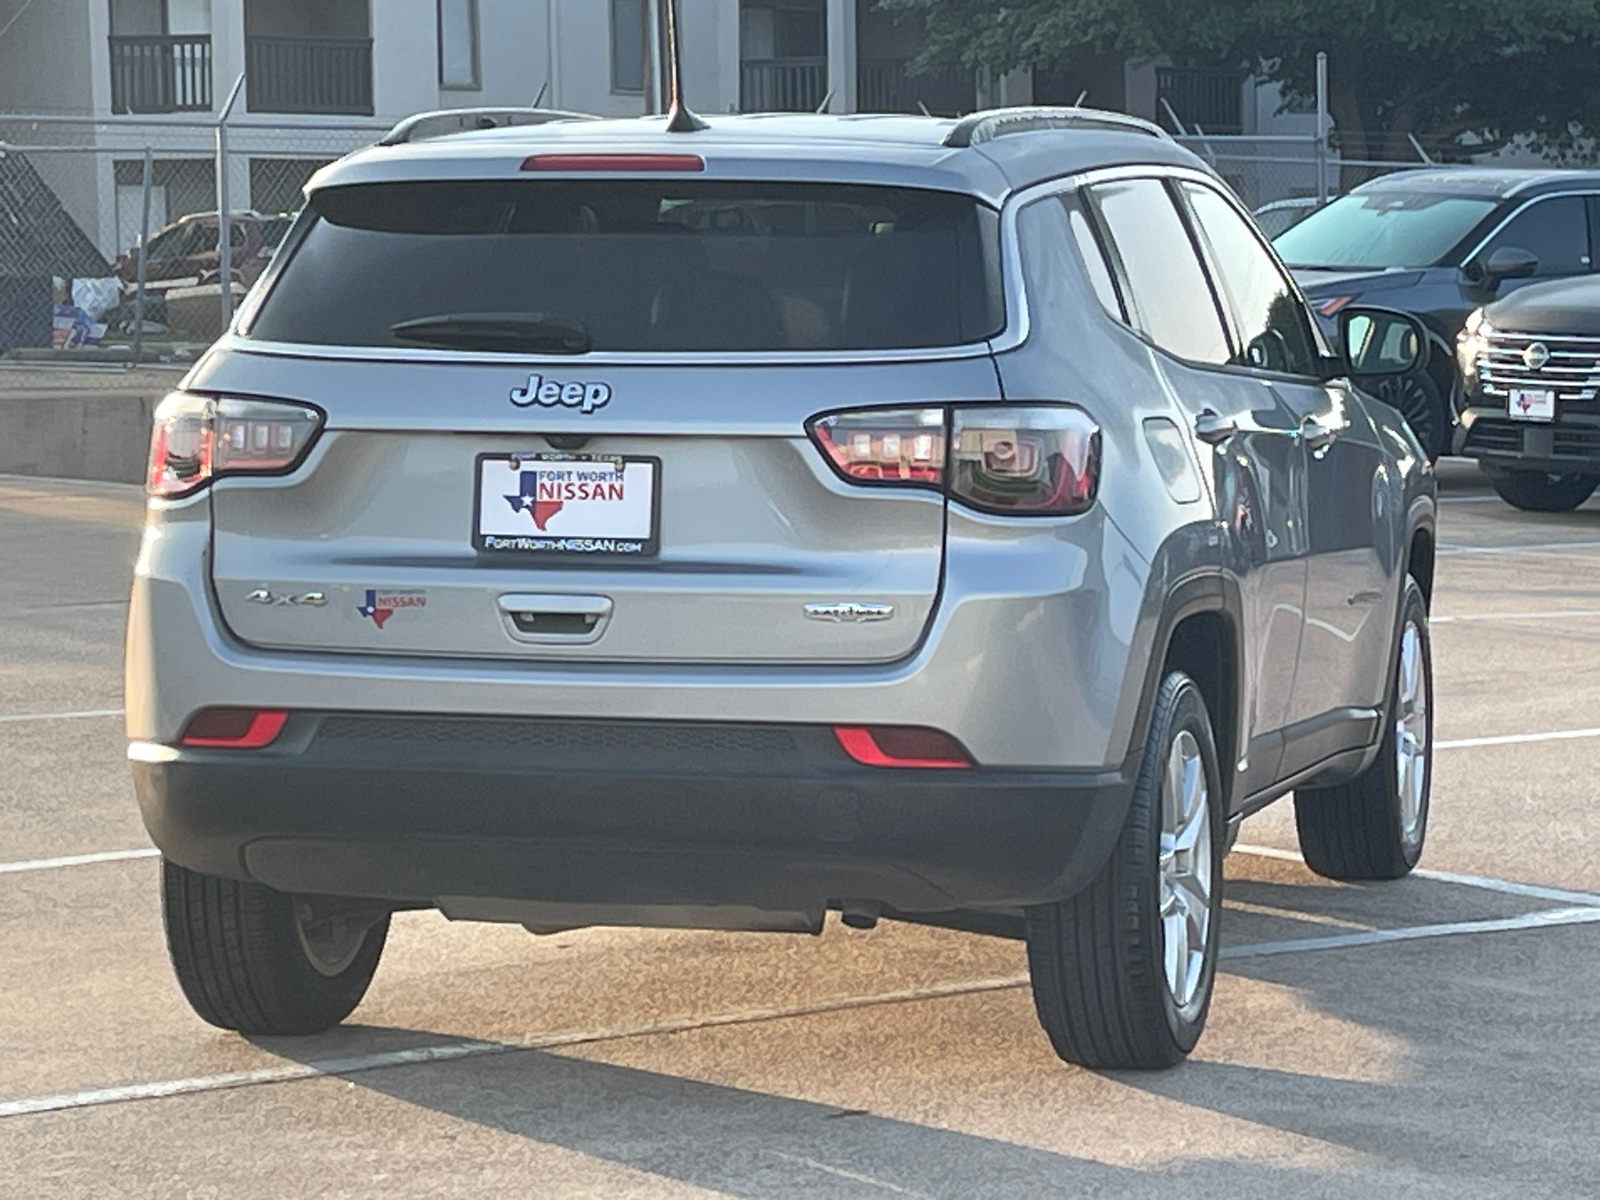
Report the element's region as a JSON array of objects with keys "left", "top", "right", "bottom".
[
  {"left": 179, "top": 708, "right": 290, "bottom": 749},
  {"left": 807, "top": 405, "right": 1099, "bottom": 516},
  {"left": 148, "top": 392, "right": 324, "bottom": 499},
  {"left": 834, "top": 726, "right": 973, "bottom": 768}
]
